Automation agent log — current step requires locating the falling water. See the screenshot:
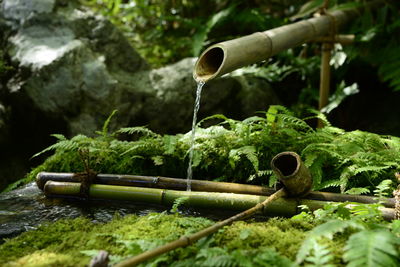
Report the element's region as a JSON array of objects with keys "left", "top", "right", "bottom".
[{"left": 186, "top": 80, "right": 205, "bottom": 191}]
